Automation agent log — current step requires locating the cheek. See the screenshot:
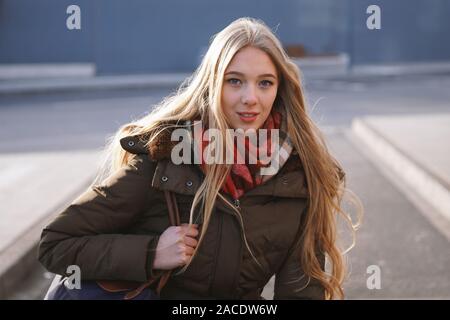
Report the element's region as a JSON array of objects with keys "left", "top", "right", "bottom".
[
  {"left": 222, "top": 89, "right": 240, "bottom": 112},
  {"left": 221, "top": 88, "right": 238, "bottom": 121},
  {"left": 267, "top": 87, "right": 278, "bottom": 102},
  {"left": 262, "top": 88, "right": 278, "bottom": 110},
  {"left": 222, "top": 87, "right": 240, "bottom": 105}
]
